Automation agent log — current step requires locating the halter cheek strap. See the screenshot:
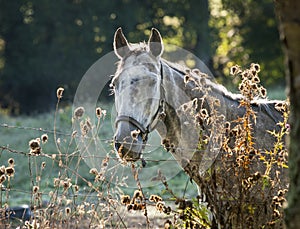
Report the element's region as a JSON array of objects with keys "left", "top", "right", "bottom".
[
  {"left": 148, "top": 61, "right": 166, "bottom": 132},
  {"left": 147, "top": 98, "right": 166, "bottom": 132}
]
